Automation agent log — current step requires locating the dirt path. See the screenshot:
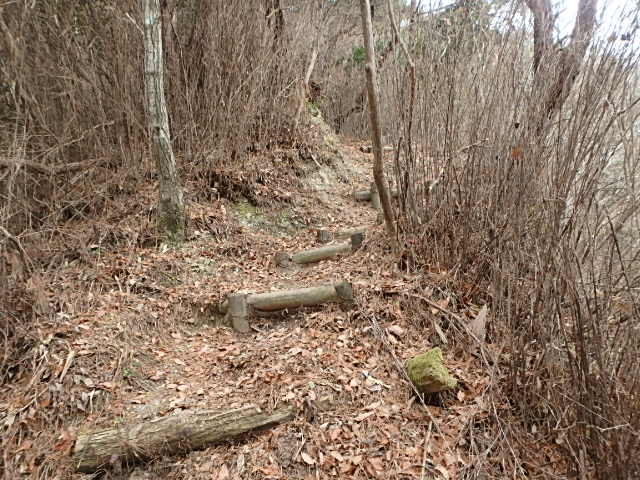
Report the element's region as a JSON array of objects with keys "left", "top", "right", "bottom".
[{"left": 4, "top": 139, "right": 491, "bottom": 479}]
